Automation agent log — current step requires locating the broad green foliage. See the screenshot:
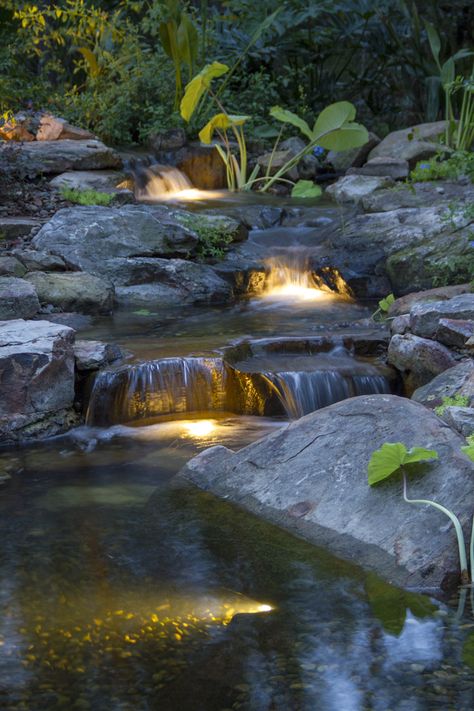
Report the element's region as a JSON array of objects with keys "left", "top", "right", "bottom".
[
  {"left": 180, "top": 62, "right": 229, "bottom": 122},
  {"left": 59, "top": 187, "right": 115, "bottom": 206},
  {"left": 291, "top": 180, "right": 322, "bottom": 199},
  {"left": 199, "top": 113, "right": 250, "bottom": 144},
  {"left": 434, "top": 394, "right": 470, "bottom": 416},
  {"left": 158, "top": 1, "right": 199, "bottom": 109},
  {"left": 371, "top": 293, "right": 395, "bottom": 322},
  {"left": 367, "top": 443, "right": 439, "bottom": 486}
]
